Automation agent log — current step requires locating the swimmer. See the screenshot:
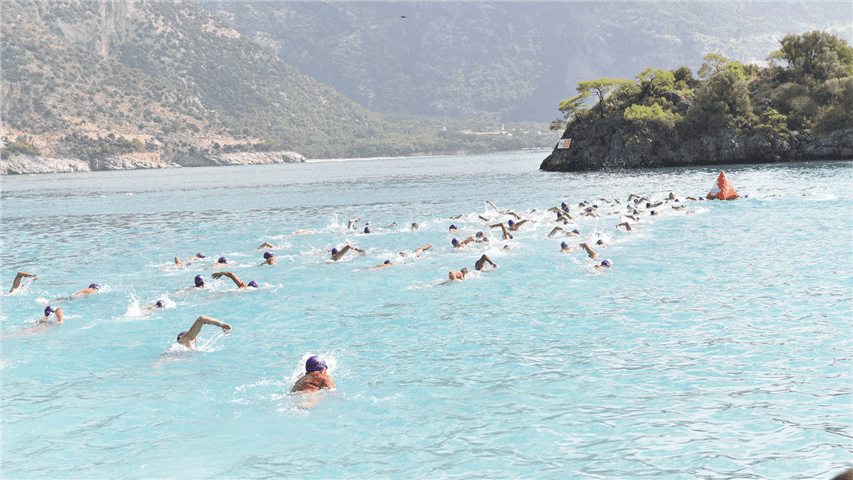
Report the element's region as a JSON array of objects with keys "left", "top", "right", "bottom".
[
  {"left": 211, "top": 271, "right": 259, "bottom": 289},
  {"left": 257, "top": 242, "right": 275, "bottom": 249},
  {"left": 474, "top": 254, "right": 497, "bottom": 271},
  {"left": 617, "top": 222, "right": 633, "bottom": 231},
  {"left": 502, "top": 245, "right": 518, "bottom": 251},
  {"left": 193, "top": 275, "right": 206, "bottom": 289},
  {"left": 503, "top": 211, "right": 522, "bottom": 220},
  {"left": 450, "top": 214, "right": 465, "bottom": 220},
  {"left": 580, "top": 242, "right": 599, "bottom": 259},
  {"left": 560, "top": 241, "right": 579, "bottom": 252},
  {"left": 331, "top": 245, "right": 366, "bottom": 261},
  {"left": 383, "top": 222, "right": 398, "bottom": 228},
  {"left": 507, "top": 219, "right": 528, "bottom": 231},
  {"left": 74, "top": 283, "right": 100, "bottom": 296},
  {"left": 291, "top": 229, "right": 312, "bottom": 236},
  {"left": 448, "top": 267, "right": 469, "bottom": 282},
  {"left": 489, "top": 223, "right": 513, "bottom": 240},
  {"left": 478, "top": 215, "right": 490, "bottom": 222},
  {"left": 372, "top": 260, "right": 394, "bottom": 269},
  {"left": 206, "top": 256, "right": 228, "bottom": 269},
  {"left": 176, "top": 315, "right": 232, "bottom": 348},
  {"left": 347, "top": 218, "right": 361, "bottom": 230},
  {"left": 547, "top": 226, "right": 566, "bottom": 237},
  {"left": 411, "top": 223, "right": 419, "bottom": 231},
  {"left": 261, "top": 252, "right": 276, "bottom": 266},
  {"left": 39, "top": 306, "right": 64, "bottom": 324},
  {"left": 595, "top": 239, "right": 608, "bottom": 247},
  {"left": 474, "top": 231, "right": 489, "bottom": 243},
  {"left": 451, "top": 237, "right": 474, "bottom": 249},
  {"left": 8, "top": 271, "right": 37, "bottom": 293},
  {"left": 401, "top": 244, "right": 433, "bottom": 256},
  {"left": 686, "top": 196, "right": 698, "bottom": 201},
  {"left": 363, "top": 226, "right": 371, "bottom": 234},
  {"left": 292, "top": 355, "right": 337, "bottom": 393},
  {"left": 142, "top": 299, "right": 167, "bottom": 313},
  {"left": 449, "top": 224, "right": 458, "bottom": 232},
  {"left": 594, "top": 259, "right": 612, "bottom": 270},
  {"left": 174, "top": 253, "right": 205, "bottom": 267}
]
